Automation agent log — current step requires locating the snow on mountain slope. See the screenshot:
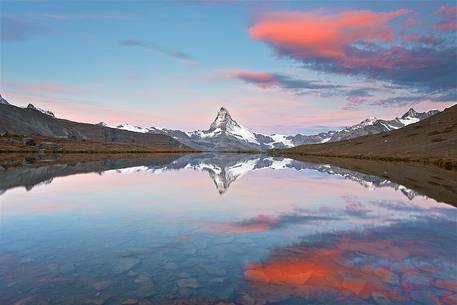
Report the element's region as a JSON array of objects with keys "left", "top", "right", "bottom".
[
  {"left": 99, "top": 107, "right": 440, "bottom": 151},
  {"left": 203, "top": 107, "right": 258, "bottom": 144},
  {"left": 96, "top": 122, "right": 166, "bottom": 135},
  {"left": 114, "top": 124, "right": 150, "bottom": 133},
  {"left": 269, "top": 134, "right": 294, "bottom": 147},
  {"left": 26, "top": 104, "right": 55, "bottom": 118},
  {"left": 0, "top": 95, "right": 9, "bottom": 105}
]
